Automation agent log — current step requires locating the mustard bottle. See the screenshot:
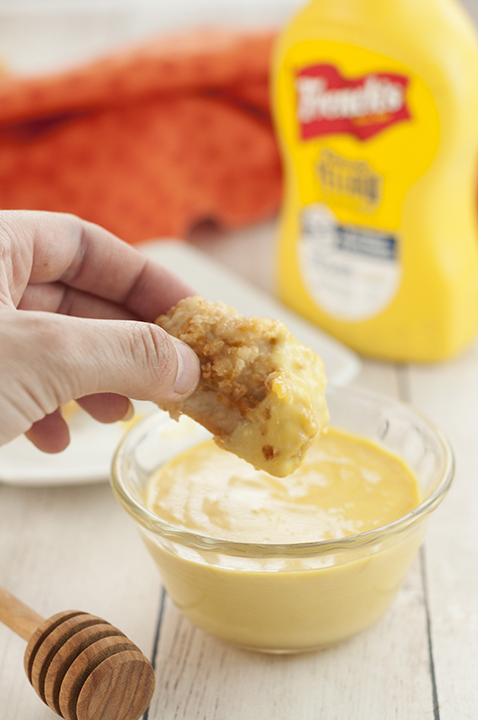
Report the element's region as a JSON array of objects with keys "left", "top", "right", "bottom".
[{"left": 272, "top": 0, "right": 478, "bottom": 361}]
